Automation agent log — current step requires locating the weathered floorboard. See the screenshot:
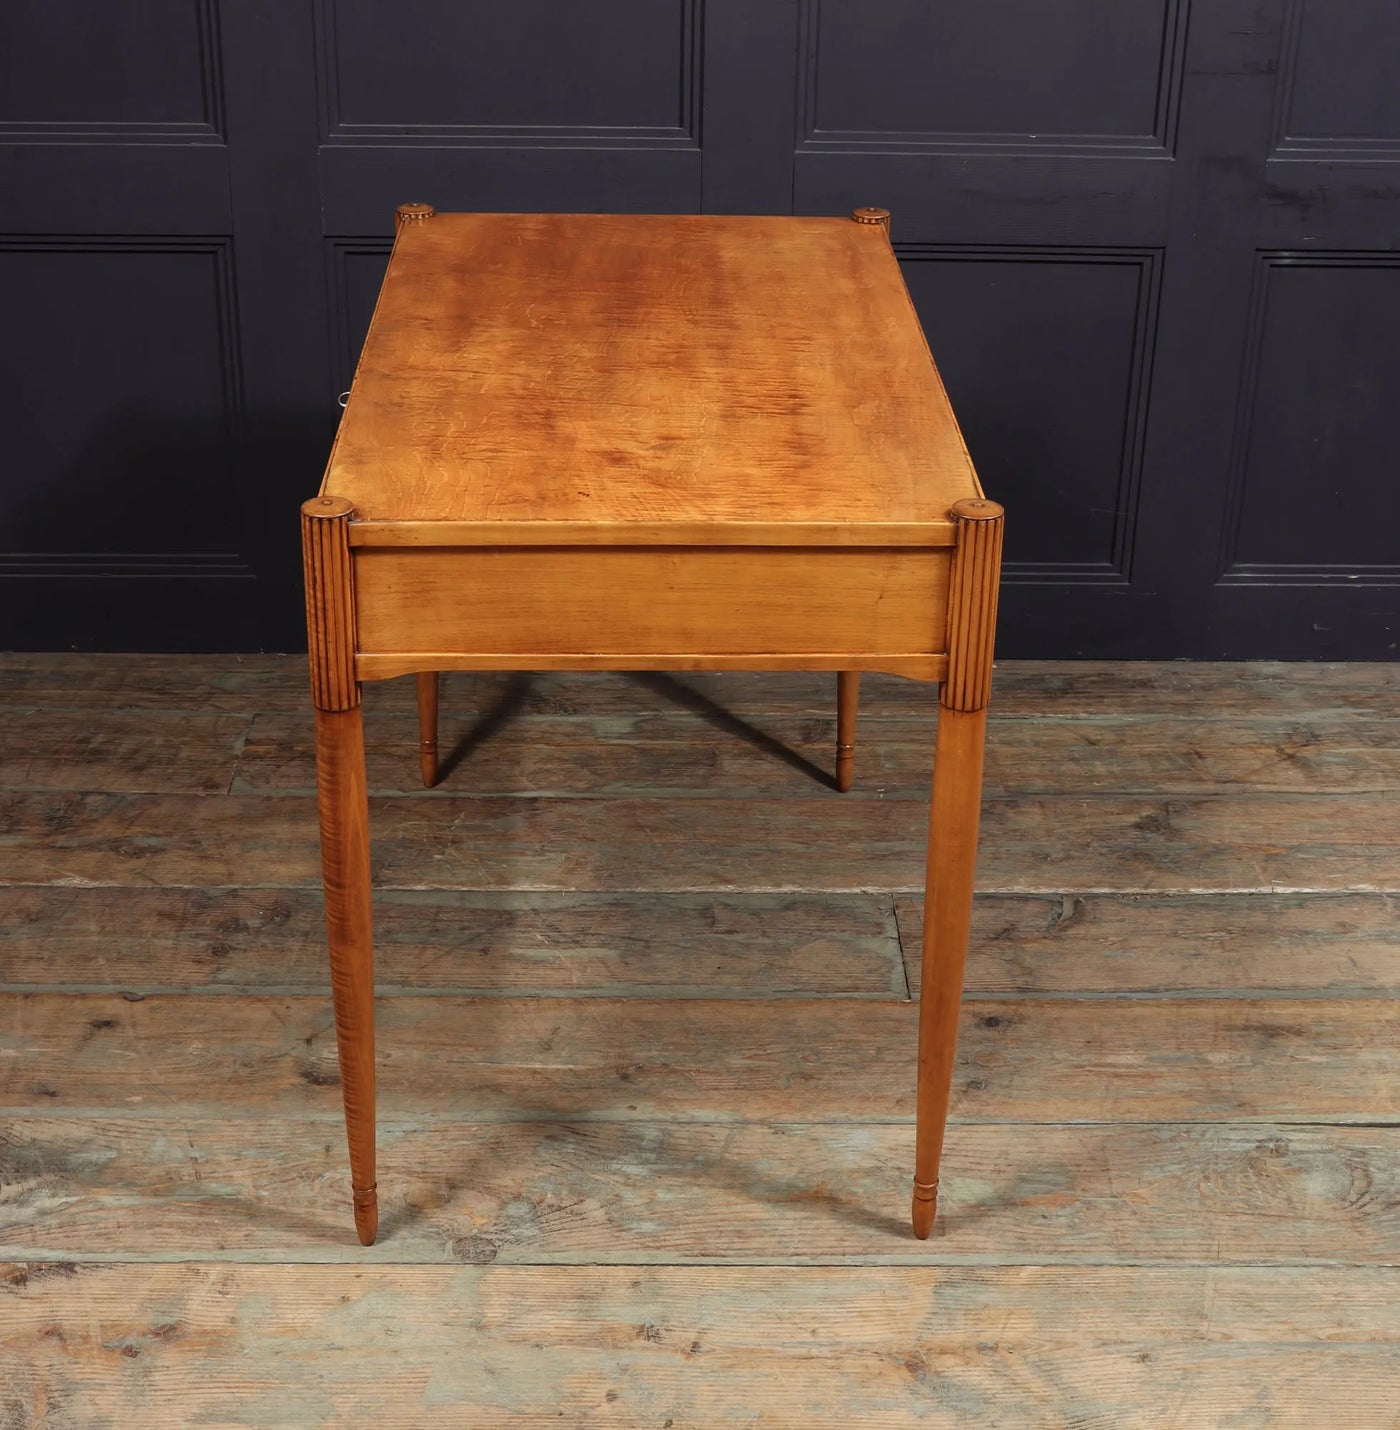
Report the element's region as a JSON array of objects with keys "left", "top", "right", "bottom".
[
  {"left": 7, "top": 887, "right": 1398, "bottom": 997},
  {"left": 1, "top": 653, "right": 1396, "bottom": 718},
  {"left": 5, "top": 789, "right": 1400, "bottom": 892},
  {"left": 2, "top": 1263, "right": 1398, "bottom": 1428},
  {"left": 0, "top": 711, "right": 250, "bottom": 794},
  {"left": 235, "top": 710, "right": 1400, "bottom": 798},
  {"left": 238, "top": 710, "right": 877, "bottom": 799},
  {"left": 3, "top": 993, "right": 1395, "bottom": 1125},
  {"left": 3, "top": 1119, "right": 1397, "bottom": 1266},
  {"left": 0, "top": 888, "right": 906, "bottom": 997},
  {"left": 898, "top": 891, "right": 1400, "bottom": 996},
  {"left": 4, "top": 657, "right": 1398, "bottom": 1423},
  {"left": 3, "top": 702, "right": 1393, "bottom": 805}
]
